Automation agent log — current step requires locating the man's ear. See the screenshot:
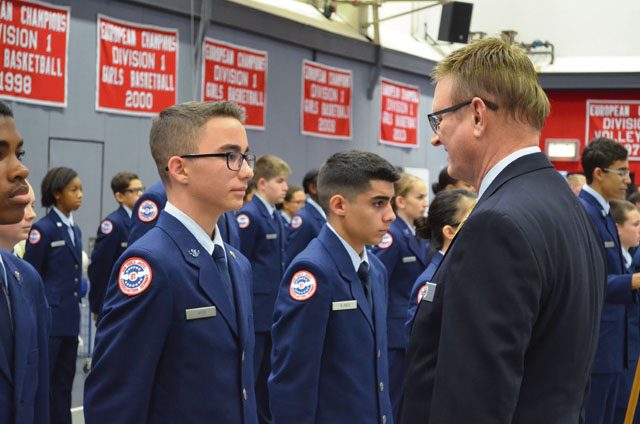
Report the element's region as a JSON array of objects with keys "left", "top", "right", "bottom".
[
  {"left": 167, "top": 156, "right": 188, "bottom": 184},
  {"left": 394, "top": 195, "right": 406, "bottom": 210},
  {"left": 442, "top": 224, "right": 457, "bottom": 241},
  {"left": 329, "top": 194, "right": 347, "bottom": 217},
  {"left": 471, "top": 97, "right": 489, "bottom": 137},
  {"left": 593, "top": 167, "right": 604, "bottom": 182},
  {"left": 114, "top": 192, "right": 126, "bottom": 204}
]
